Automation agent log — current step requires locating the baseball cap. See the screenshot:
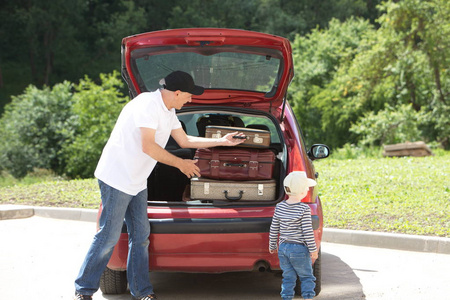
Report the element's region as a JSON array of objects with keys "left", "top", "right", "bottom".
[
  {"left": 283, "top": 171, "right": 317, "bottom": 196},
  {"left": 162, "top": 71, "right": 204, "bottom": 95}
]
